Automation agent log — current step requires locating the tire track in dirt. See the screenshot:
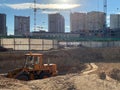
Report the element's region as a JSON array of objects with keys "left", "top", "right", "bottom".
[{"left": 82, "top": 63, "right": 98, "bottom": 75}]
